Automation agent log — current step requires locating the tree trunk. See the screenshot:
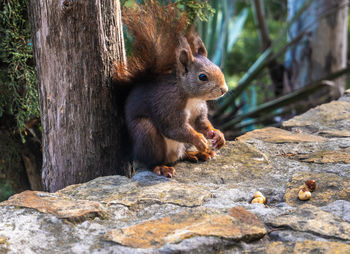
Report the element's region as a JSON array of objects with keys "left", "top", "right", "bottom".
[
  {"left": 28, "top": 0, "right": 131, "bottom": 192},
  {"left": 285, "top": 0, "right": 348, "bottom": 101}
]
